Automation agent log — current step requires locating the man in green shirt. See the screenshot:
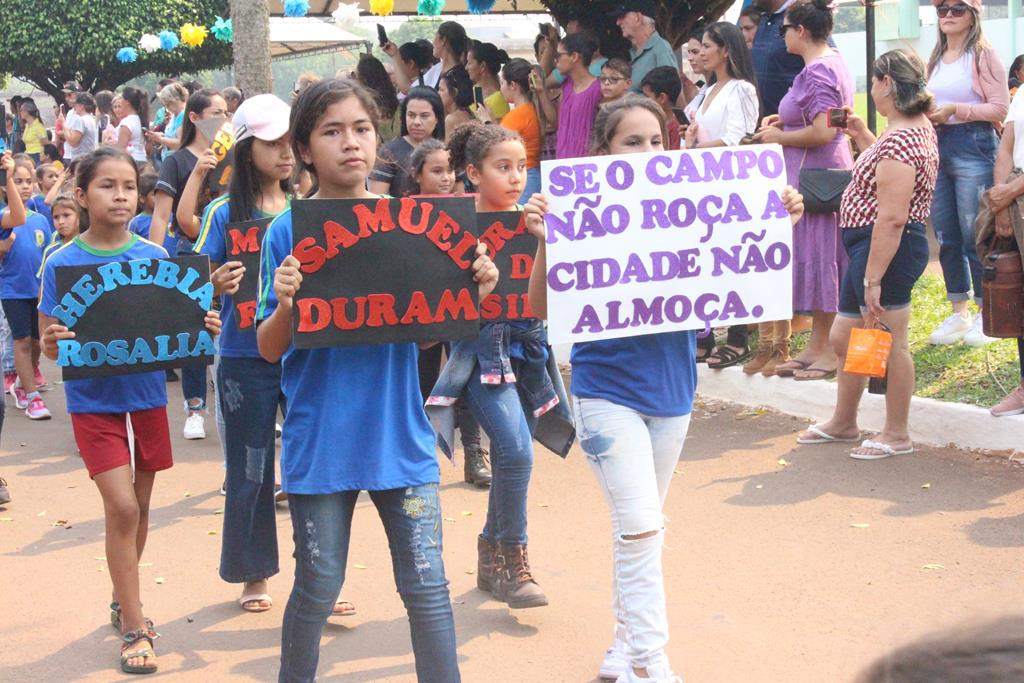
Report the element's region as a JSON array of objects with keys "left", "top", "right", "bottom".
[{"left": 609, "top": 0, "right": 678, "bottom": 93}]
